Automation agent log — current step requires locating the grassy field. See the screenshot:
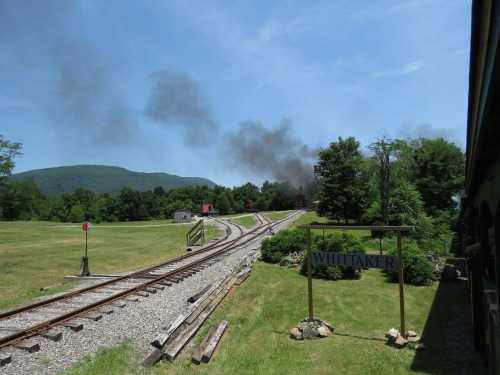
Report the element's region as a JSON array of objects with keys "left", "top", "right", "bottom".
[
  {"left": 63, "top": 261, "right": 476, "bottom": 375},
  {"left": 262, "top": 211, "right": 293, "bottom": 221},
  {"left": 0, "top": 220, "right": 221, "bottom": 311},
  {"left": 231, "top": 215, "right": 257, "bottom": 229}
]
